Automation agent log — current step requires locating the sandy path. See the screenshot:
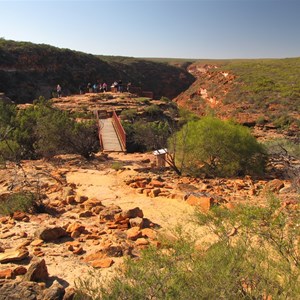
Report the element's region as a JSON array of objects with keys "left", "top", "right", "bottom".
[{"left": 66, "top": 168, "right": 196, "bottom": 231}]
